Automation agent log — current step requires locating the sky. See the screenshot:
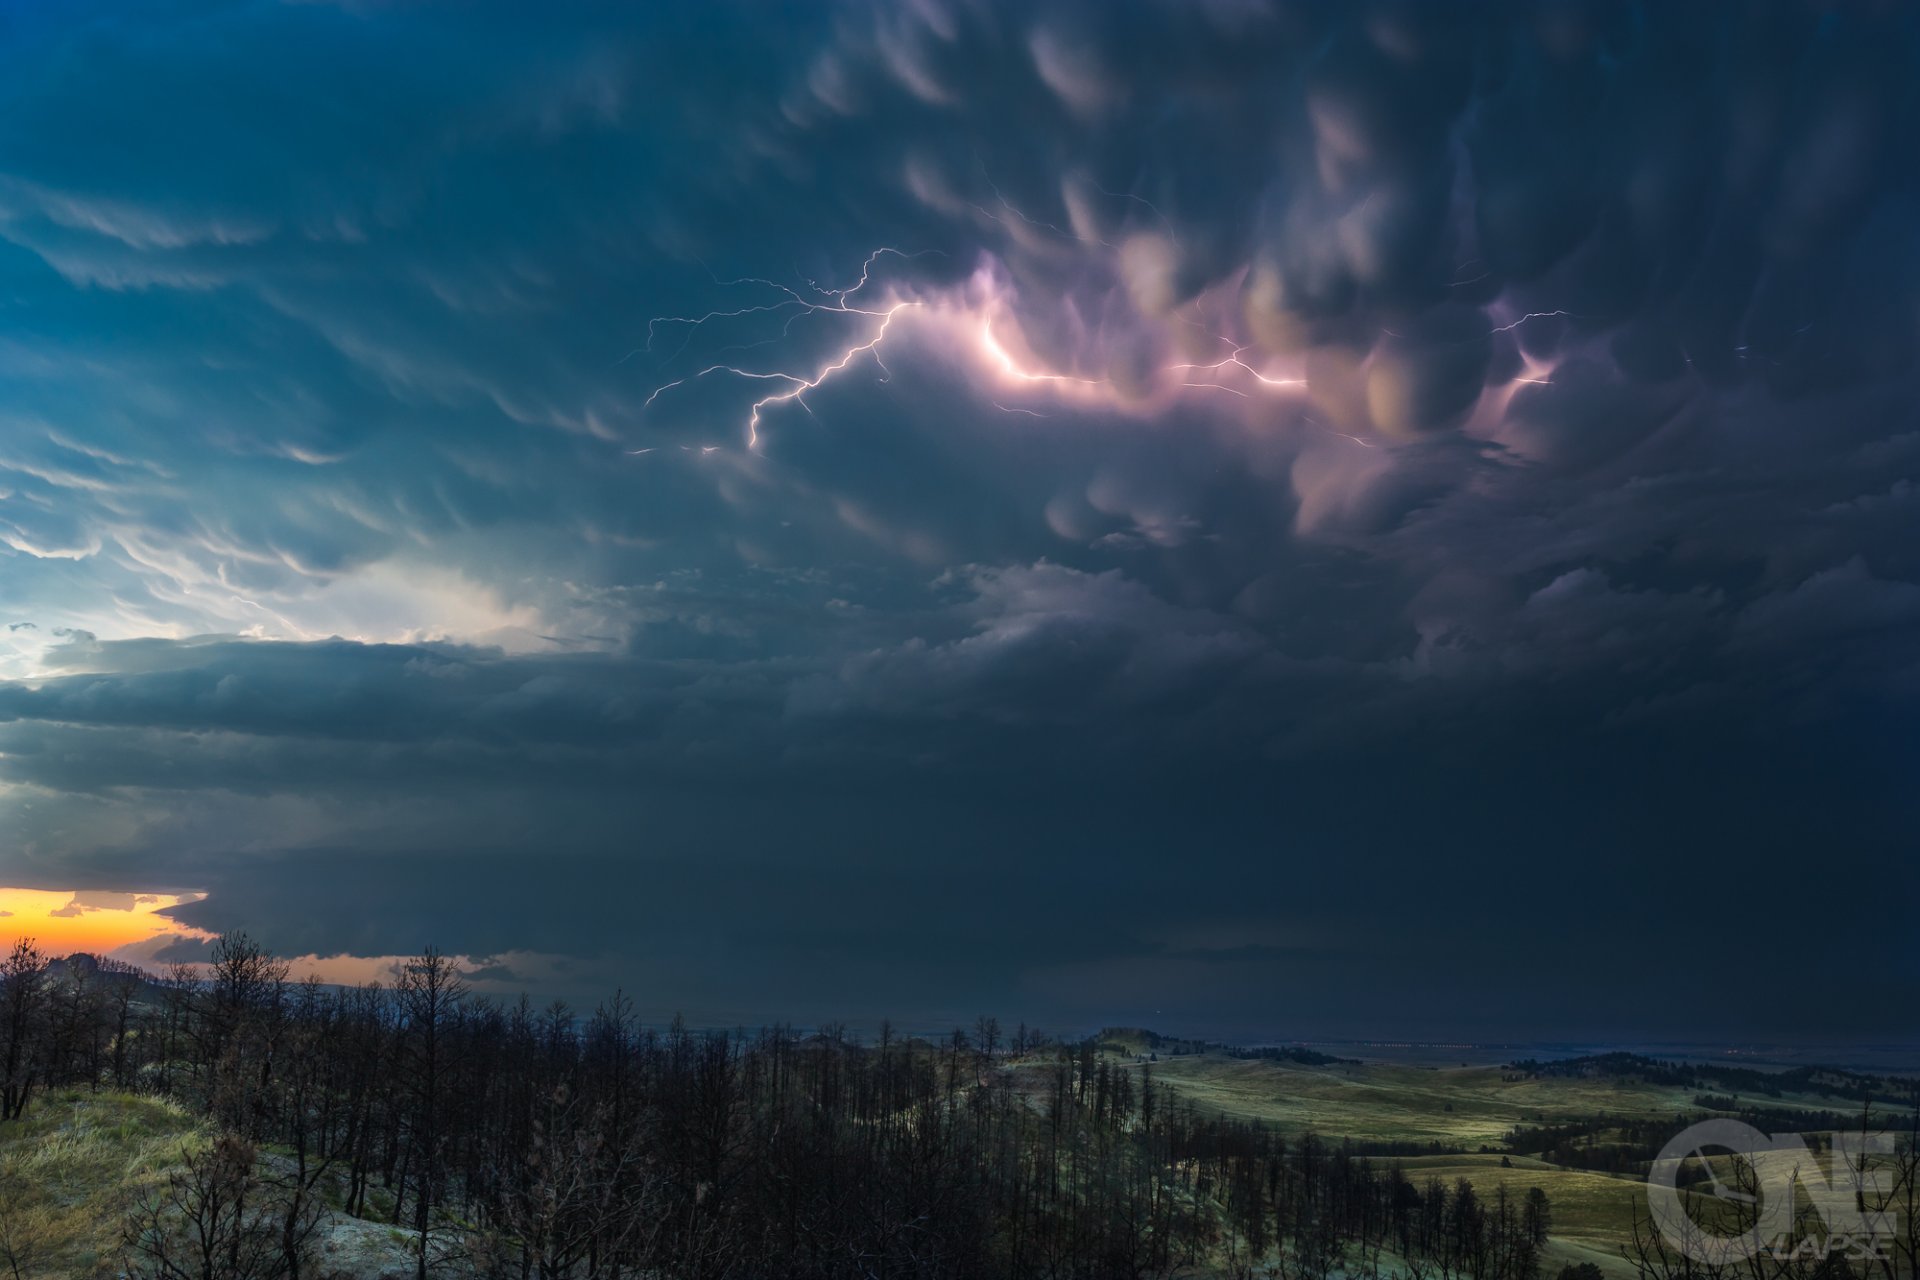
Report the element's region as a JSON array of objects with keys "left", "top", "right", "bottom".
[{"left": 0, "top": 0, "right": 1916, "bottom": 1044}]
